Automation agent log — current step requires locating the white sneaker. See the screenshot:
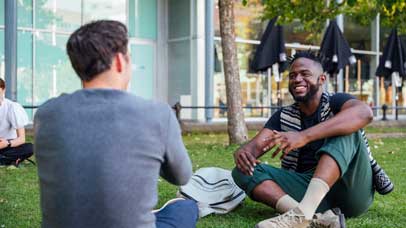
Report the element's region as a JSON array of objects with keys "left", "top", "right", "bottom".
[
  {"left": 311, "top": 208, "right": 346, "bottom": 228},
  {"left": 255, "top": 207, "right": 310, "bottom": 228}
]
